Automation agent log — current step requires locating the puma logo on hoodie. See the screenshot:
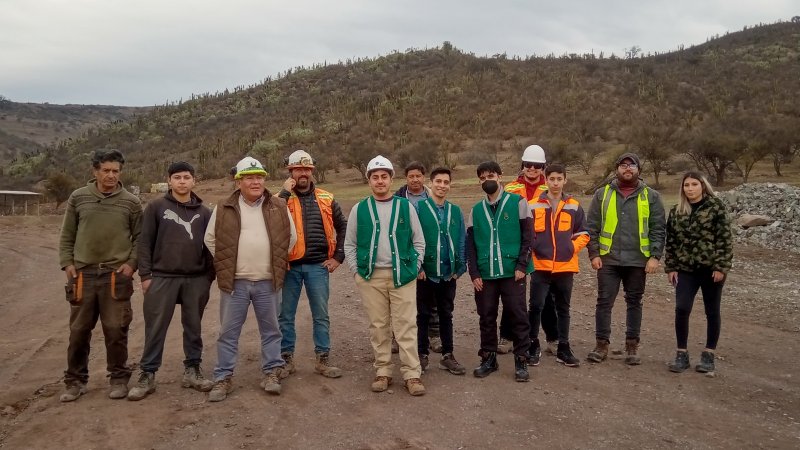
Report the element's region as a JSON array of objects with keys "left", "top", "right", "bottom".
[{"left": 163, "top": 210, "right": 201, "bottom": 239}]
